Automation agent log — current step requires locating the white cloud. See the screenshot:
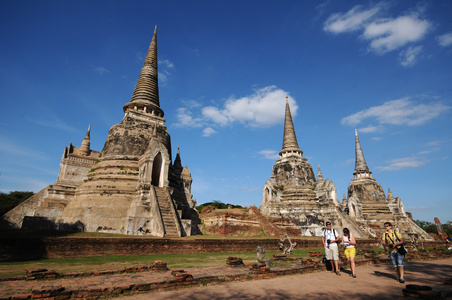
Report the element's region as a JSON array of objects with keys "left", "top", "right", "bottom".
[
  {"left": 159, "top": 59, "right": 174, "bottom": 69},
  {"left": 399, "top": 46, "right": 423, "bottom": 67},
  {"left": 437, "top": 32, "right": 452, "bottom": 47},
  {"left": 202, "top": 86, "right": 297, "bottom": 127},
  {"left": 174, "top": 86, "right": 296, "bottom": 136},
  {"left": 323, "top": 4, "right": 382, "bottom": 33},
  {"left": 174, "top": 107, "right": 203, "bottom": 128},
  {"left": 202, "top": 127, "right": 217, "bottom": 137},
  {"left": 363, "top": 16, "right": 431, "bottom": 53},
  {"left": 94, "top": 66, "right": 110, "bottom": 74},
  {"left": 341, "top": 98, "right": 450, "bottom": 127},
  {"left": 323, "top": 3, "right": 432, "bottom": 65},
  {"left": 376, "top": 156, "right": 428, "bottom": 171},
  {"left": 258, "top": 150, "right": 279, "bottom": 160},
  {"left": 358, "top": 125, "right": 379, "bottom": 133},
  {"left": 202, "top": 106, "right": 231, "bottom": 126}
]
